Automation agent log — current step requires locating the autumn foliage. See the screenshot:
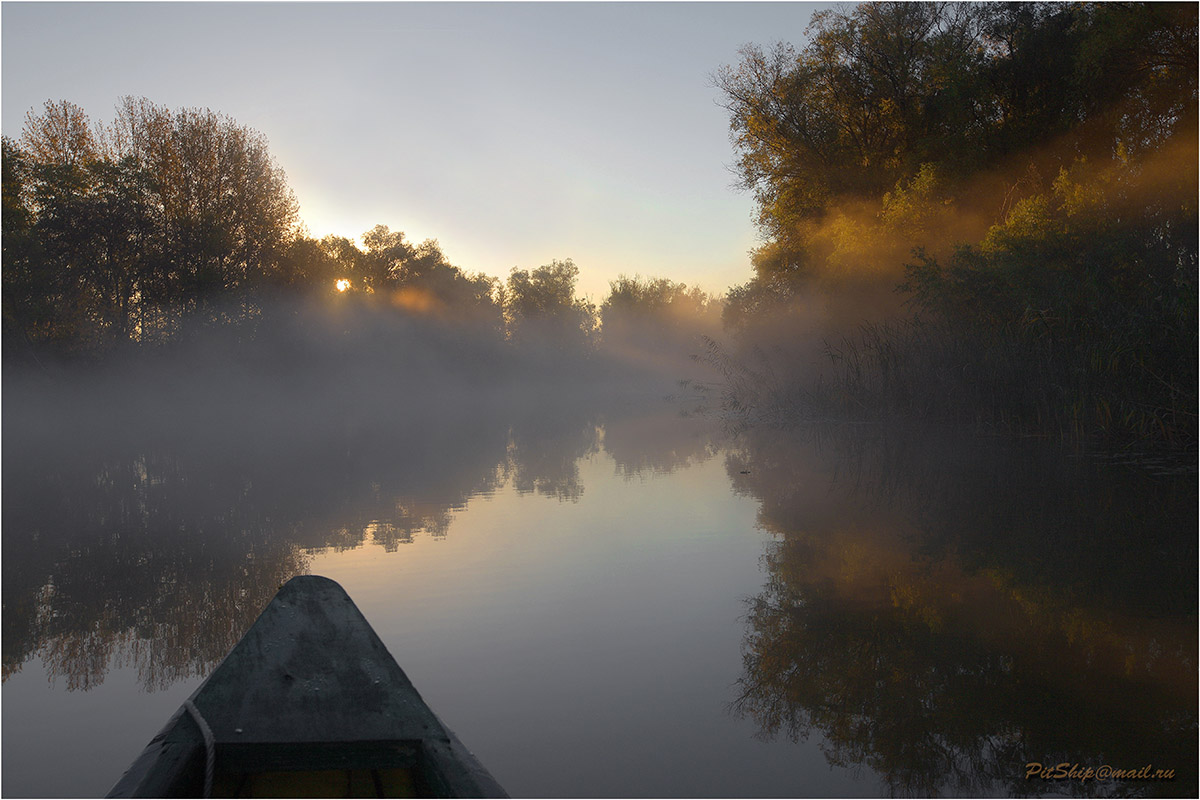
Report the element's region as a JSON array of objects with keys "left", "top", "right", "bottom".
[{"left": 714, "top": 1, "right": 1197, "bottom": 444}]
